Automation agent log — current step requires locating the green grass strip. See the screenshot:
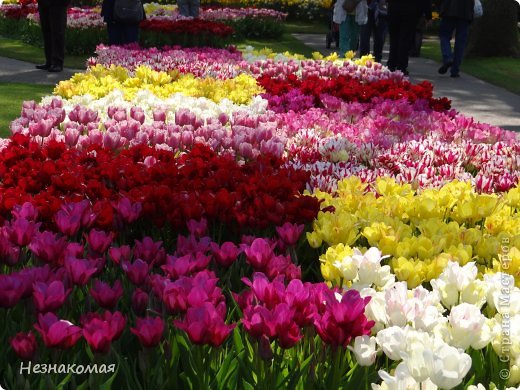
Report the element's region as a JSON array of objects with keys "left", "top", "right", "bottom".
[{"left": 0, "top": 83, "right": 54, "bottom": 138}]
